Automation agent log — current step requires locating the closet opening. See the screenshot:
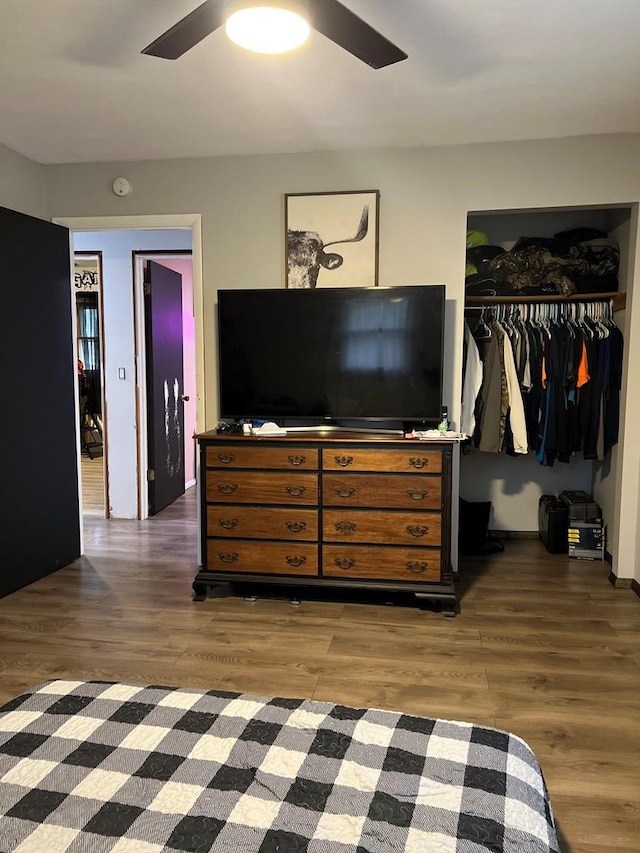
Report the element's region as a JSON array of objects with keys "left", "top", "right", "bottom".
[{"left": 460, "top": 203, "right": 633, "bottom": 572}]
